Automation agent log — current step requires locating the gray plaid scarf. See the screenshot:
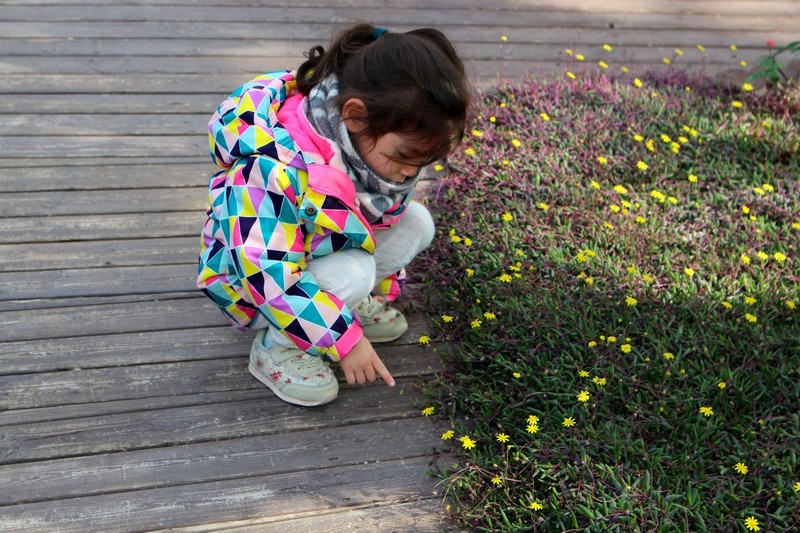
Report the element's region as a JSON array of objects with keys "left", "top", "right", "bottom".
[{"left": 306, "top": 76, "right": 418, "bottom": 223}]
